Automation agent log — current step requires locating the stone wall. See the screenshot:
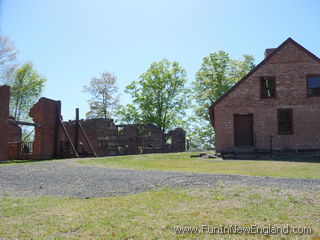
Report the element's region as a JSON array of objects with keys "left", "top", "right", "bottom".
[{"left": 212, "top": 40, "right": 320, "bottom": 152}]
